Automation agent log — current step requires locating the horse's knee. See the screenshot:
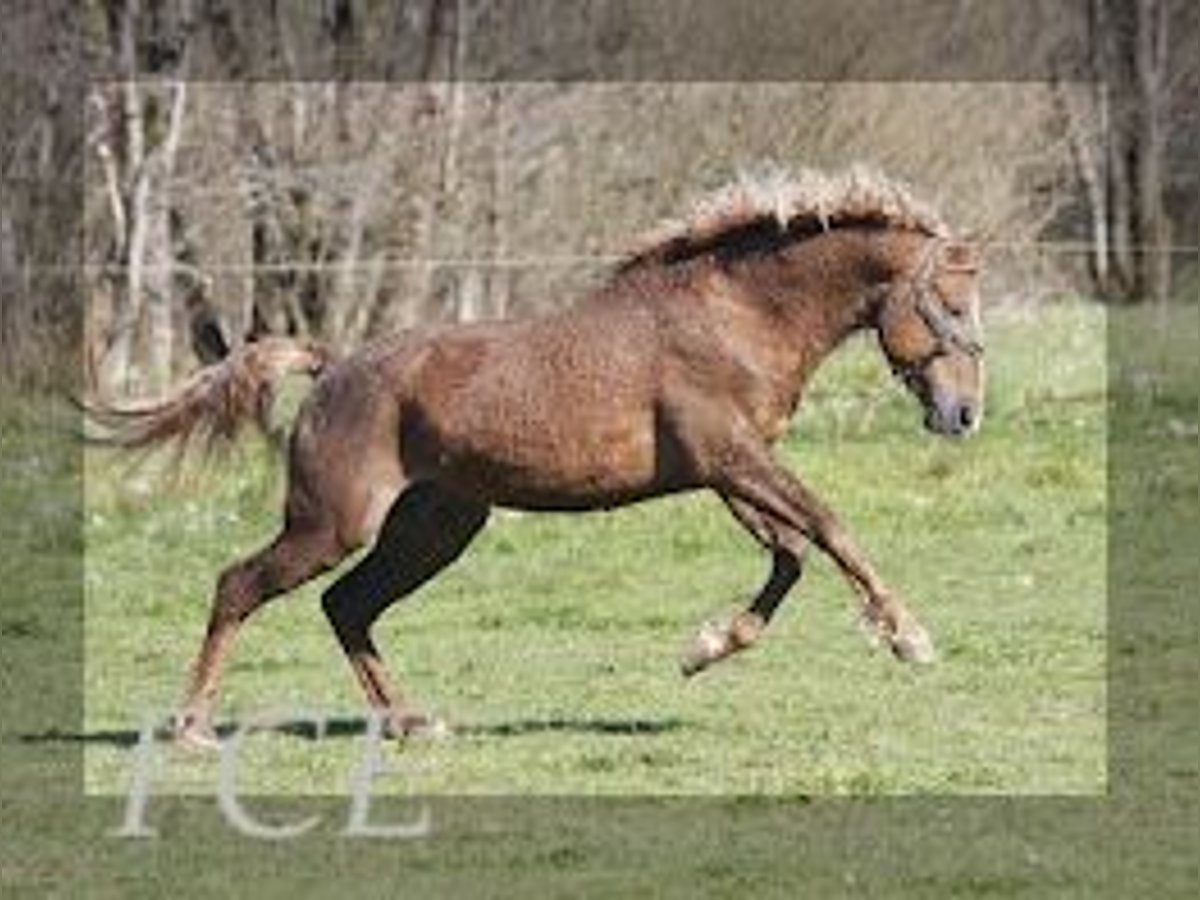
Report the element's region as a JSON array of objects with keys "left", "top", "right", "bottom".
[
  {"left": 210, "top": 561, "right": 259, "bottom": 625},
  {"left": 320, "top": 587, "right": 348, "bottom": 629},
  {"left": 321, "top": 585, "right": 368, "bottom": 648}
]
